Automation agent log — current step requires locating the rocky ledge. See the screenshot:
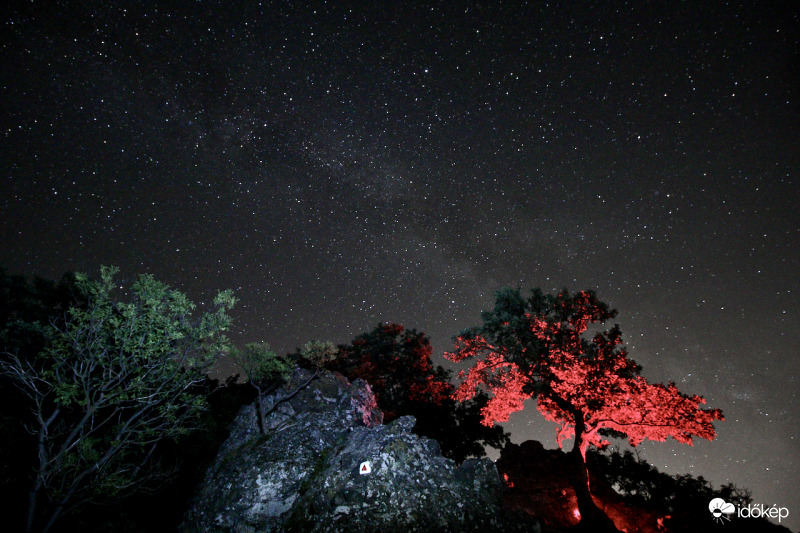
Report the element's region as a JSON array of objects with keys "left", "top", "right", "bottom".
[{"left": 182, "top": 368, "right": 530, "bottom": 532}]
